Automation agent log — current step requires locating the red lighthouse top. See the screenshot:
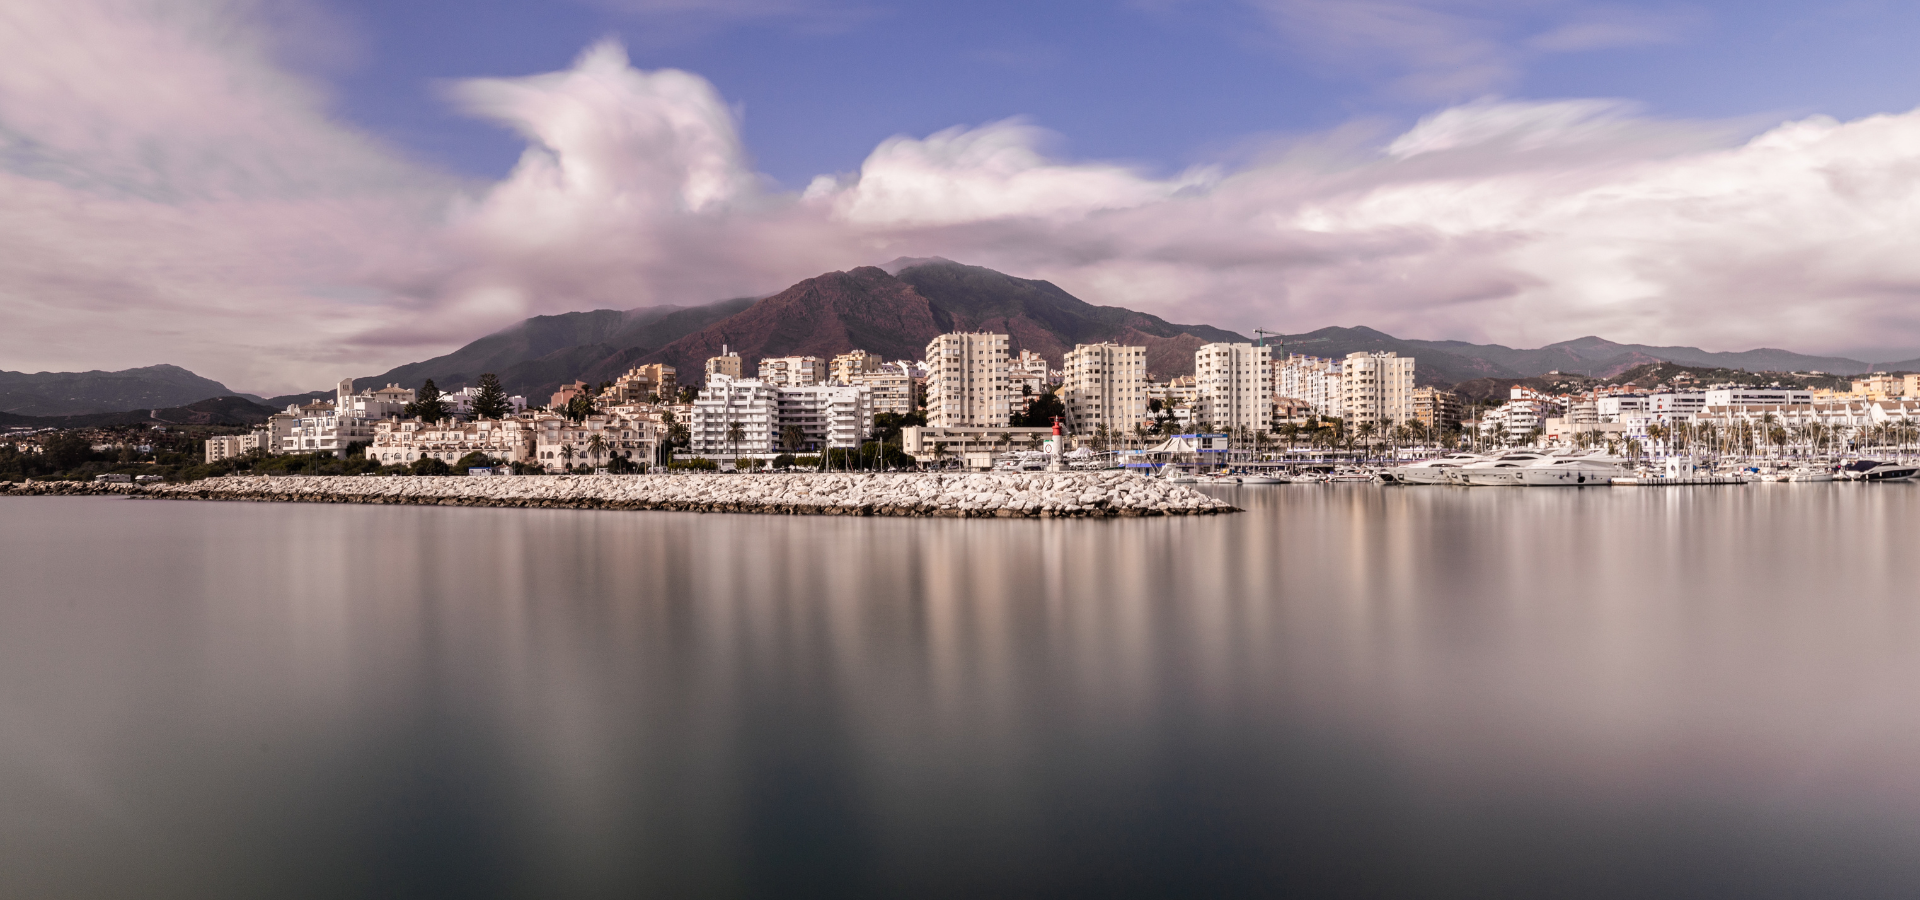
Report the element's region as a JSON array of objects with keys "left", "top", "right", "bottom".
[{"left": 1051, "top": 416, "right": 1063, "bottom": 437}]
